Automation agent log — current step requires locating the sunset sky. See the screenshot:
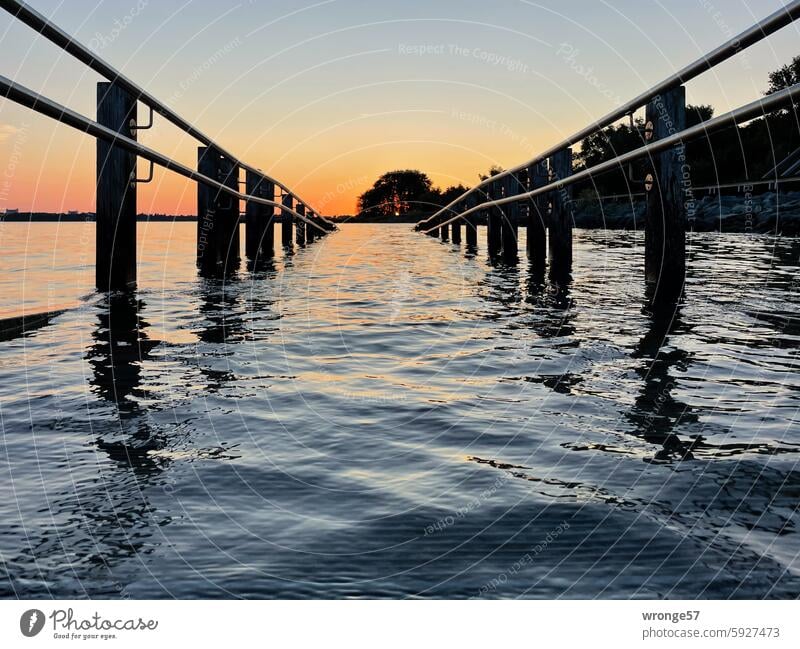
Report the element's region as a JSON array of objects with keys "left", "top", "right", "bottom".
[{"left": 0, "top": 0, "right": 798, "bottom": 216}]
